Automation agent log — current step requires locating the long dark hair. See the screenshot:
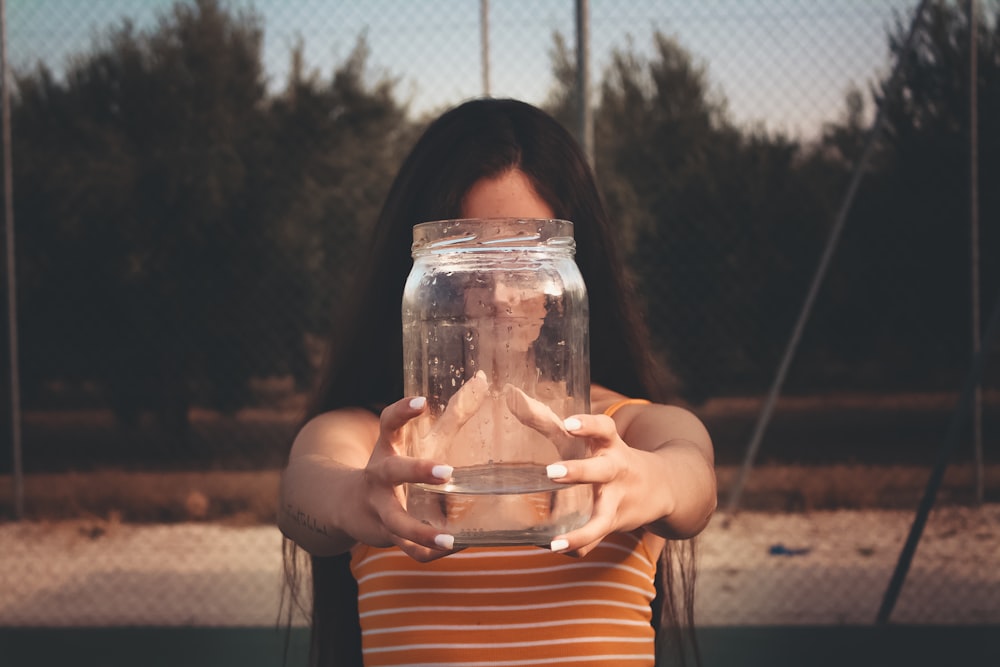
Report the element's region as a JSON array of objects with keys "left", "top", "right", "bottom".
[{"left": 284, "top": 98, "right": 696, "bottom": 666}]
